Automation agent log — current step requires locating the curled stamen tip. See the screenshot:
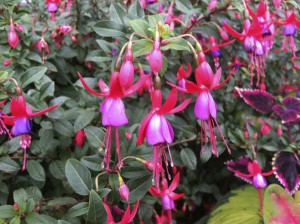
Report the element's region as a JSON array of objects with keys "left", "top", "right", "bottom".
[
  {"left": 170, "top": 162, "right": 174, "bottom": 167},
  {"left": 101, "top": 162, "right": 104, "bottom": 169},
  {"left": 99, "top": 147, "right": 103, "bottom": 152}
]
